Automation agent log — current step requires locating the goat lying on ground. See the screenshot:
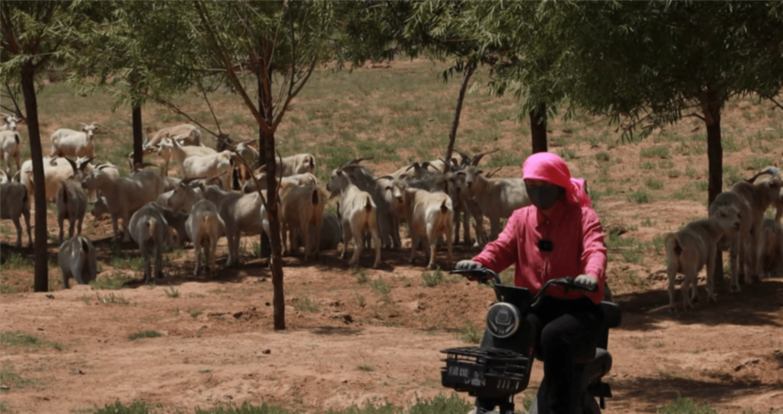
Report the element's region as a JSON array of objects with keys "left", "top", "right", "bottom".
[
  {"left": 58, "top": 235, "right": 97, "bottom": 288},
  {"left": 665, "top": 204, "right": 741, "bottom": 312}
]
